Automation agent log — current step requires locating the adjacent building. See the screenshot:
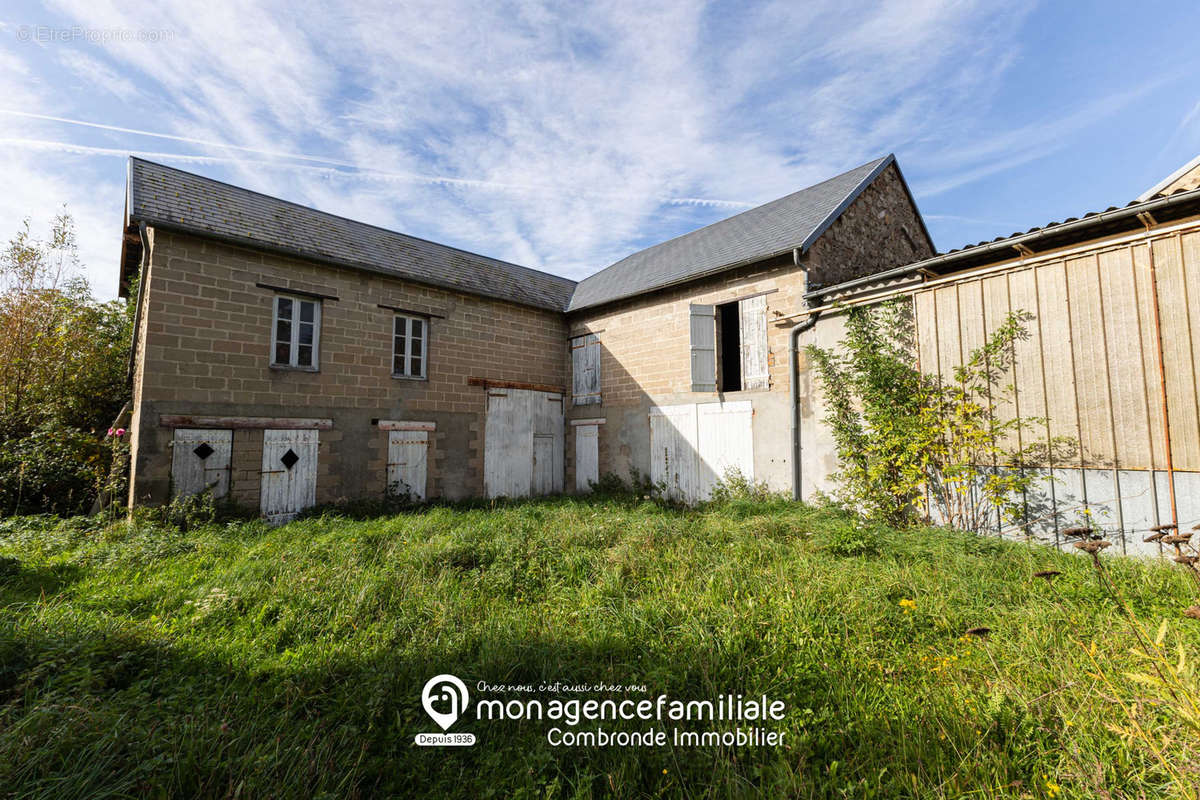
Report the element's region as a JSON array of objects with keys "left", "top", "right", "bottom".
[{"left": 120, "top": 152, "right": 1200, "bottom": 550}]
